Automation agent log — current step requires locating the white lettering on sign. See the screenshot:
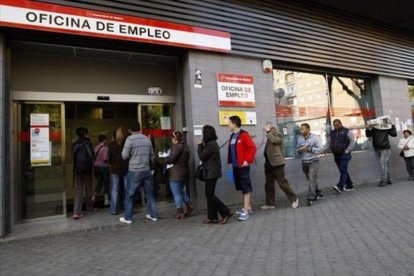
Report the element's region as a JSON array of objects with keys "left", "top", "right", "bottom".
[
  {"left": 0, "top": 0, "right": 231, "bottom": 52},
  {"left": 217, "top": 73, "right": 255, "bottom": 107}
]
